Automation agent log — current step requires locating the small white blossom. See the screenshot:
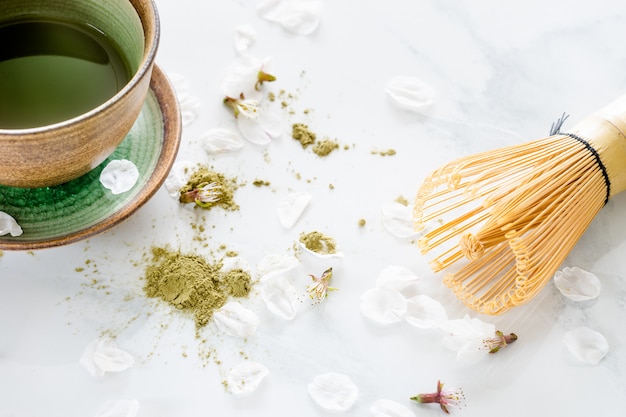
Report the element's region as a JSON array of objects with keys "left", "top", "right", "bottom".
[
  {"left": 385, "top": 76, "right": 436, "bottom": 115},
  {"left": 257, "top": 0, "right": 323, "bottom": 36},
  {"left": 554, "top": 266, "right": 601, "bottom": 301},
  {"left": 99, "top": 159, "right": 139, "bottom": 195},
  {"left": 306, "top": 267, "right": 337, "bottom": 303},
  {"left": 563, "top": 327, "right": 609, "bottom": 365},
  {"left": 439, "top": 315, "right": 497, "bottom": 363},
  {"left": 220, "top": 55, "right": 274, "bottom": 101},
  {"left": 308, "top": 372, "right": 358, "bottom": 412},
  {"left": 236, "top": 105, "right": 283, "bottom": 145},
  {"left": 0, "top": 211, "right": 23, "bottom": 237}
]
